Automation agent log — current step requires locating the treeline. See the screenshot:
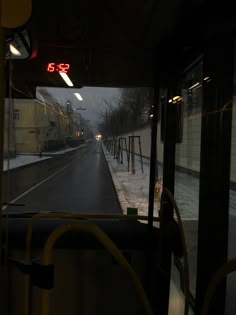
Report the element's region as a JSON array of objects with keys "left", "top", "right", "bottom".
[{"left": 98, "top": 88, "right": 154, "bottom": 137}]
